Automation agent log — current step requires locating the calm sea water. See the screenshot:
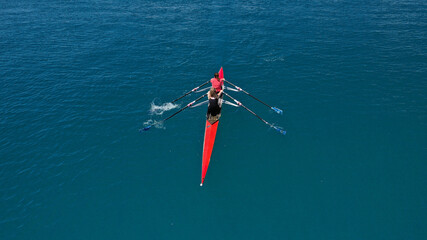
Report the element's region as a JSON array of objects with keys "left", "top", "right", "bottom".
[{"left": 1, "top": 0, "right": 426, "bottom": 239}]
